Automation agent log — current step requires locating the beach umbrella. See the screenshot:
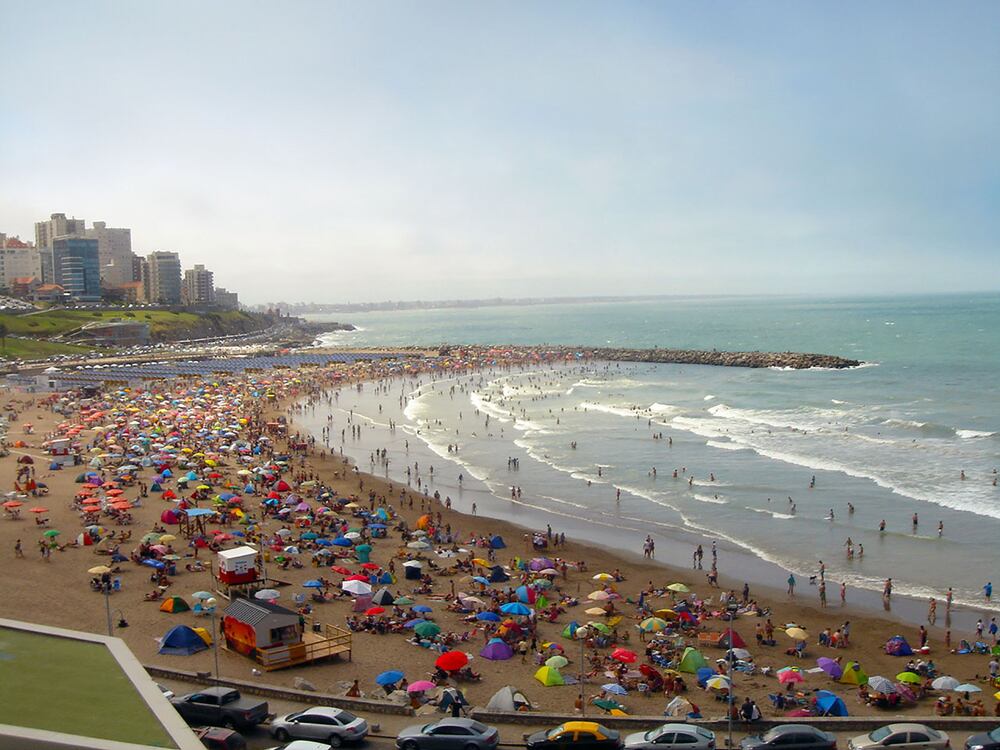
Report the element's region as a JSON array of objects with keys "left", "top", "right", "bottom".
[
  {"left": 394, "top": 596, "right": 415, "bottom": 606},
  {"left": 376, "top": 670, "right": 404, "bottom": 686},
  {"left": 500, "top": 602, "right": 531, "bottom": 616},
  {"left": 593, "top": 573, "right": 614, "bottom": 581},
  {"left": 778, "top": 669, "right": 805, "bottom": 685},
  {"left": 585, "top": 607, "right": 607, "bottom": 616},
  {"left": 545, "top": 655, "right": 569, "bottom": 669},
  {"left": 476, "top": 612, "right": 501, "bottom": 622},
  {"left": 639, "top": 617, "right": 669, "bottom": 633},
  {"left": 534, "top": 666, "right": 564, "bottom": 687},
  {"left": 817, "top": 657, "right": 843, "bottom": 679},
  {"left": 954, "top": 683, "right": 982, "bottom": 694},
  {"left": 191, "top": 591, "right": 213, "bottom": 600},
  {"left": 435, "top": 651, "right": 469, "bottom": 671},
  {"left": 29, "top": 507, "right": 49, "bottom": 513},
  {"left": 867, "top": 676, "right": 897, "bottom": 694},
  {"left": 302, "top": 580, "right": 324, "bottom": 589},
  {"left": 896, "top": 671, "right": 922, "bottom": 684},
  {"left": 602, "top": 683, "right": 628, "bottom": 696},
  {"left": 412, "top": 605, "right": 433, "bottom": 613},
  {"left": 342, "top": 580, "right": 372, "bottom": 596},
  {"left": 414, "top": 621, "right": 441, "bottom": 638},
  {"left": 407, "top": 680, "right": 436, "bottom": 693},
  {"left": 931, "top": 676, "right": 960, "bottom": 690},
  {"left": 611, "top": 648, "right": 637, "bottom": 663},
  {"left": 588, "top": 590, "right": 612, "bottom": 601},
  {"left": 364, "top": 606, "right": 385, "bottom": 616},
  {"left": 254, "top": 589, "right": 280, "bottom": 601},
  {"left": 88, "top": 565, "right": 112, "bottom": 575},
  {"left": 728, "top": 648, "right": 752, "bottom": 661},
  {"left": 404, "top": 619, "right": 427, "bottom": 628},
  {"left": 785, "top": 627, "right": 809, "bottom": 640},
  {"left": 42, "top": 529, "right": 60, "bottom": 538},
  {"left": 667, "top": 582, "right": 690, "bottom": 593},
  {"left": 587, "top": 621, "right": 612, "bottom": 635}
]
